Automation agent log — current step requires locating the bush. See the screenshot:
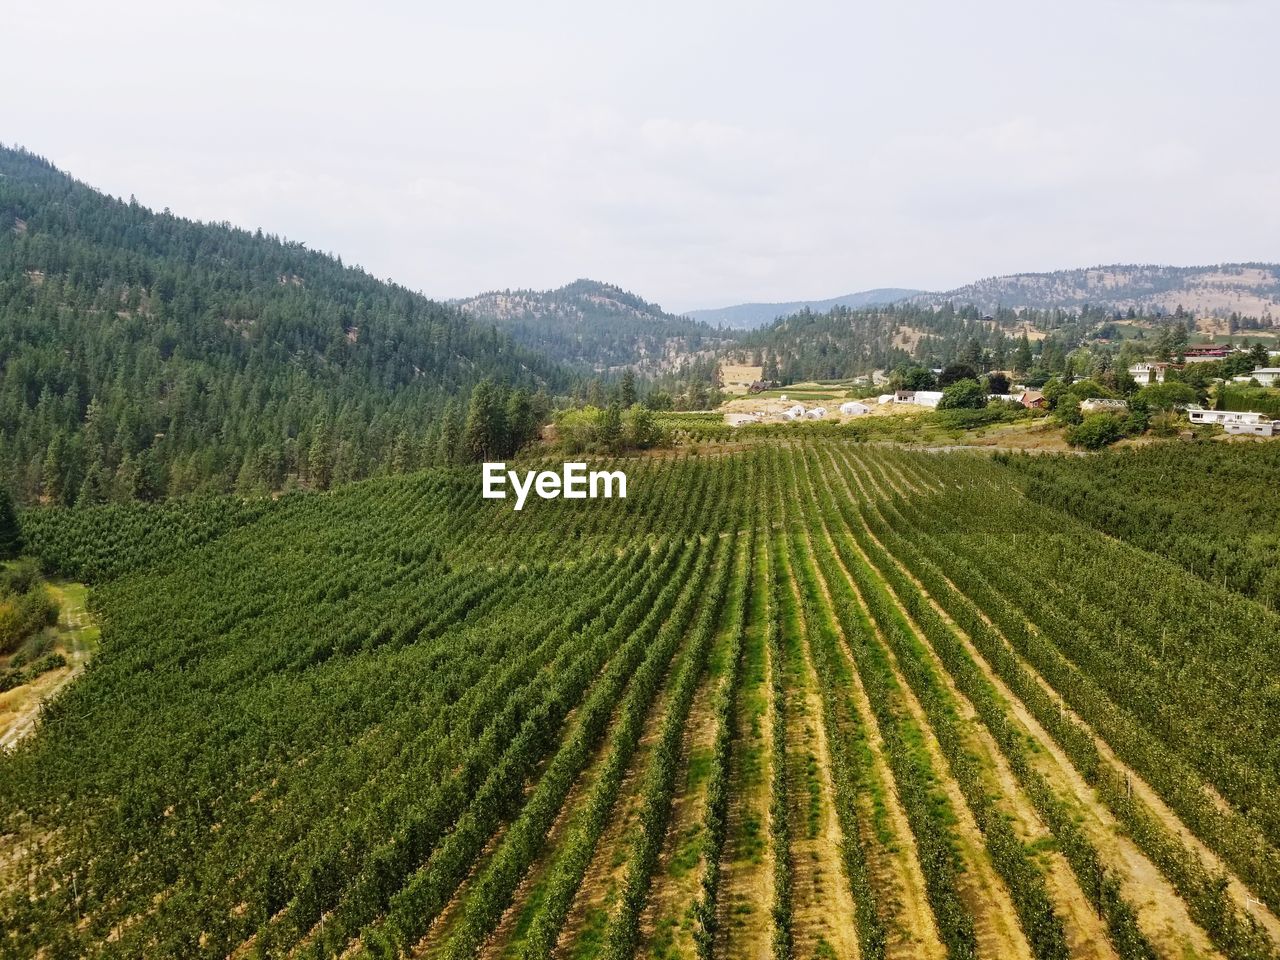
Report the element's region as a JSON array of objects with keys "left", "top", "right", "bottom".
[
  {"left": 937, "top": 378, "right": 987, "bottom": 411},
  {"left": 1066, "top": 413, "right": 1125, "bottom": 450}
]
